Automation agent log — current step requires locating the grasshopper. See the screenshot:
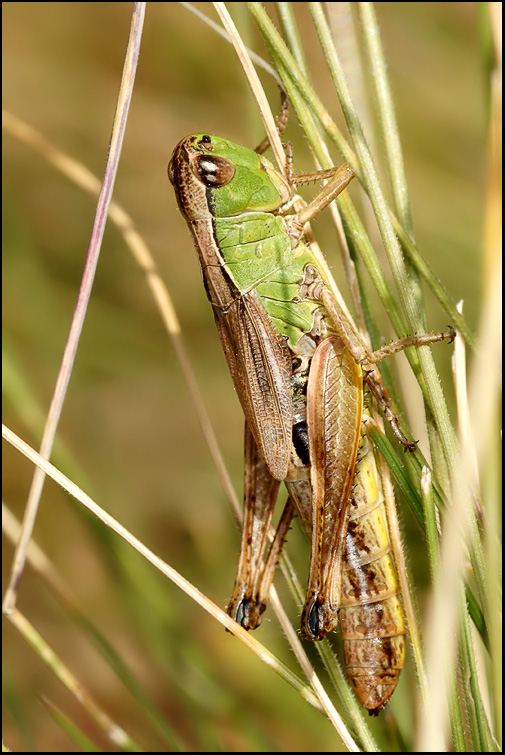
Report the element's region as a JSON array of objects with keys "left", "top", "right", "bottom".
[{"left": 168, "top": 133, "right": 454, "bottom": 713}]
